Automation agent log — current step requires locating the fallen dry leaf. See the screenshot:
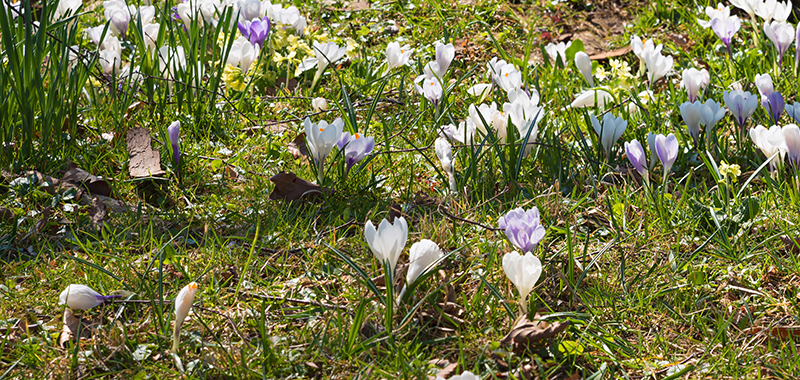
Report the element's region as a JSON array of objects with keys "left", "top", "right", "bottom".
[
  {"left": 59, "top": 309, "right": 92, "bottom": 348},
  {"left": 287, "top": 133, "right": 309, "bottom": 160},
  {"left": 62, "top": 163, "right": 112, "bottom": 197},
  {"left": 500, "top": 310, "right": 570, "bottom": 354},
  {"left": 89, "top": 196, "right": 107, "bottom": 230},
  {"left": 127, "top": 127, "right": 166, "bottom": 178},
  {"left": 436, "top": 362, "right": 460, "bottom": 379},
  {"left": 268, "top": 171, "right": 329, "bottom": 201},
  {"left": 589, "top": 46, "right": 632, "bottom": 60}
]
